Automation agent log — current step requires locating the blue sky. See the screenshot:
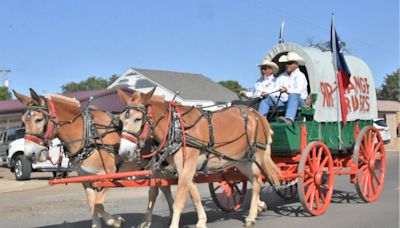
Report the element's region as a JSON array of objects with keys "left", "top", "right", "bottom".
[{"left": 0, "top": 0, "right": 398, "bottom": 96}]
